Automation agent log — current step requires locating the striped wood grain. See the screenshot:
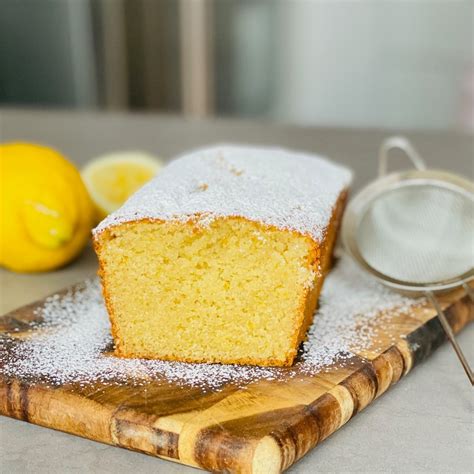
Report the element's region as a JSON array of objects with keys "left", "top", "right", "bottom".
[{"left": 0, "top": 286, "right": 472, "bottom": 473}]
